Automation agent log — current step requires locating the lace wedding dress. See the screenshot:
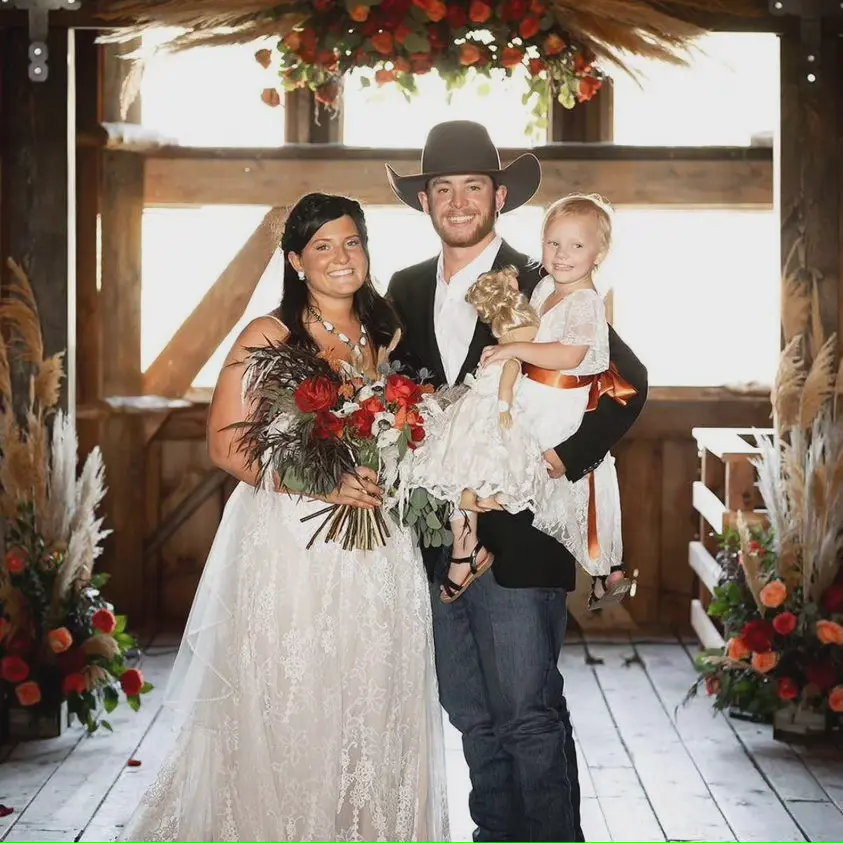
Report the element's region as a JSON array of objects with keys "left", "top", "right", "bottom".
[{"left": 121, "top": 483, "right": 449, "bottom": 841}]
